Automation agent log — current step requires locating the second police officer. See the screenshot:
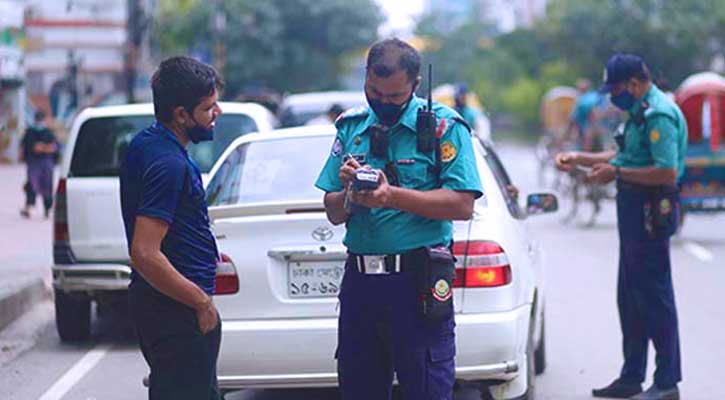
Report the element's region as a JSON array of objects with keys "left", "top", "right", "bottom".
[
  {"left": 556, "top": 54, "right": 686, "bottom": 400},
  {"left": 315, "top": 38, "right": 483, "bottom": 399}
]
